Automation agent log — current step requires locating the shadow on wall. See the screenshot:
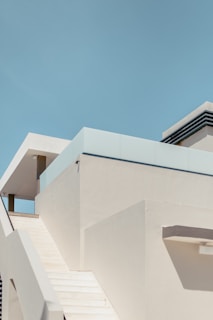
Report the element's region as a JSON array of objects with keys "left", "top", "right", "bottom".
[{"left": 164, "top": 240, "right": 213, "bottom": 291}]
